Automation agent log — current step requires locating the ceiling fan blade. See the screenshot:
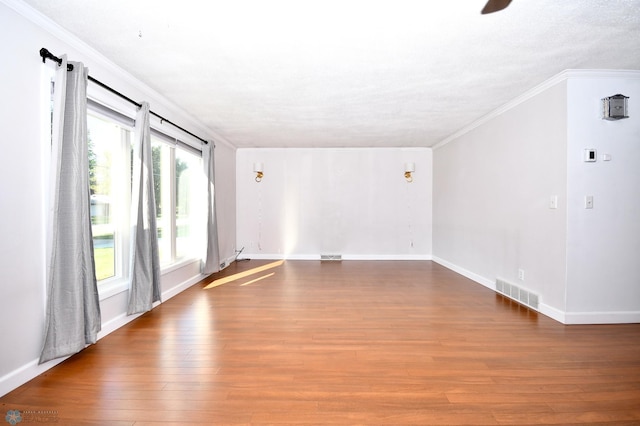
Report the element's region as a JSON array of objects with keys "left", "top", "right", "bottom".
[{"left": 481, "top": 0, "right": 512, "bottom": 14}]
